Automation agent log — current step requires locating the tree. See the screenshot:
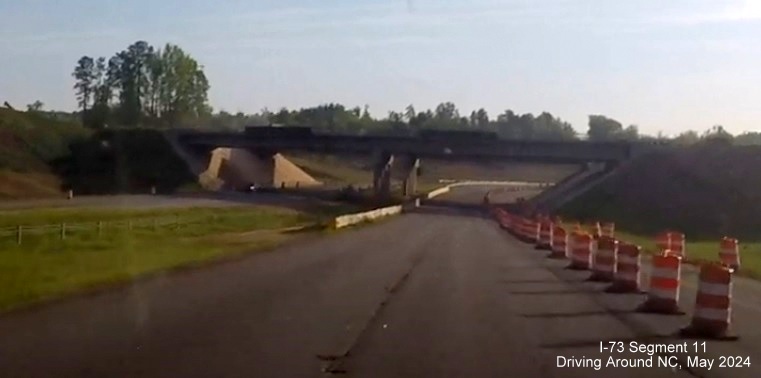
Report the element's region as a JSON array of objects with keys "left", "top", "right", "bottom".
[
  {"left": 475, "top": 108, "right": 489, "bottom": 128},
  {"left": 673, "top": 130, "right": 699, "bottom": 145},
  {"left": 734, "top": 132, "right": 761, "bottom": 146},
  {"left": 75, "top": 41, "right": 212, "bottom": 127},
  {"left": 621, "top": 125, "right": 640, "bottom": 140},
  {"left": 587, "top": 115, "right": 624, "bottom": 141},
  {"left": 434, "top": 102, "right": 459, "bottom": 121},
  {"left": 26, "top": 100, "right": 44, "bottom": 112},
  {"left": 388, "top": 111, "right": 403, "bottom": 123},
  {"left": 701, "top": 125, "right": 733, "bottom": 144},
  {"left": 72, "top": 56, "right": 95, "bottom": 113},
  {"left": 404, "top": 105, "right": 416, "bottom": 123}
]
